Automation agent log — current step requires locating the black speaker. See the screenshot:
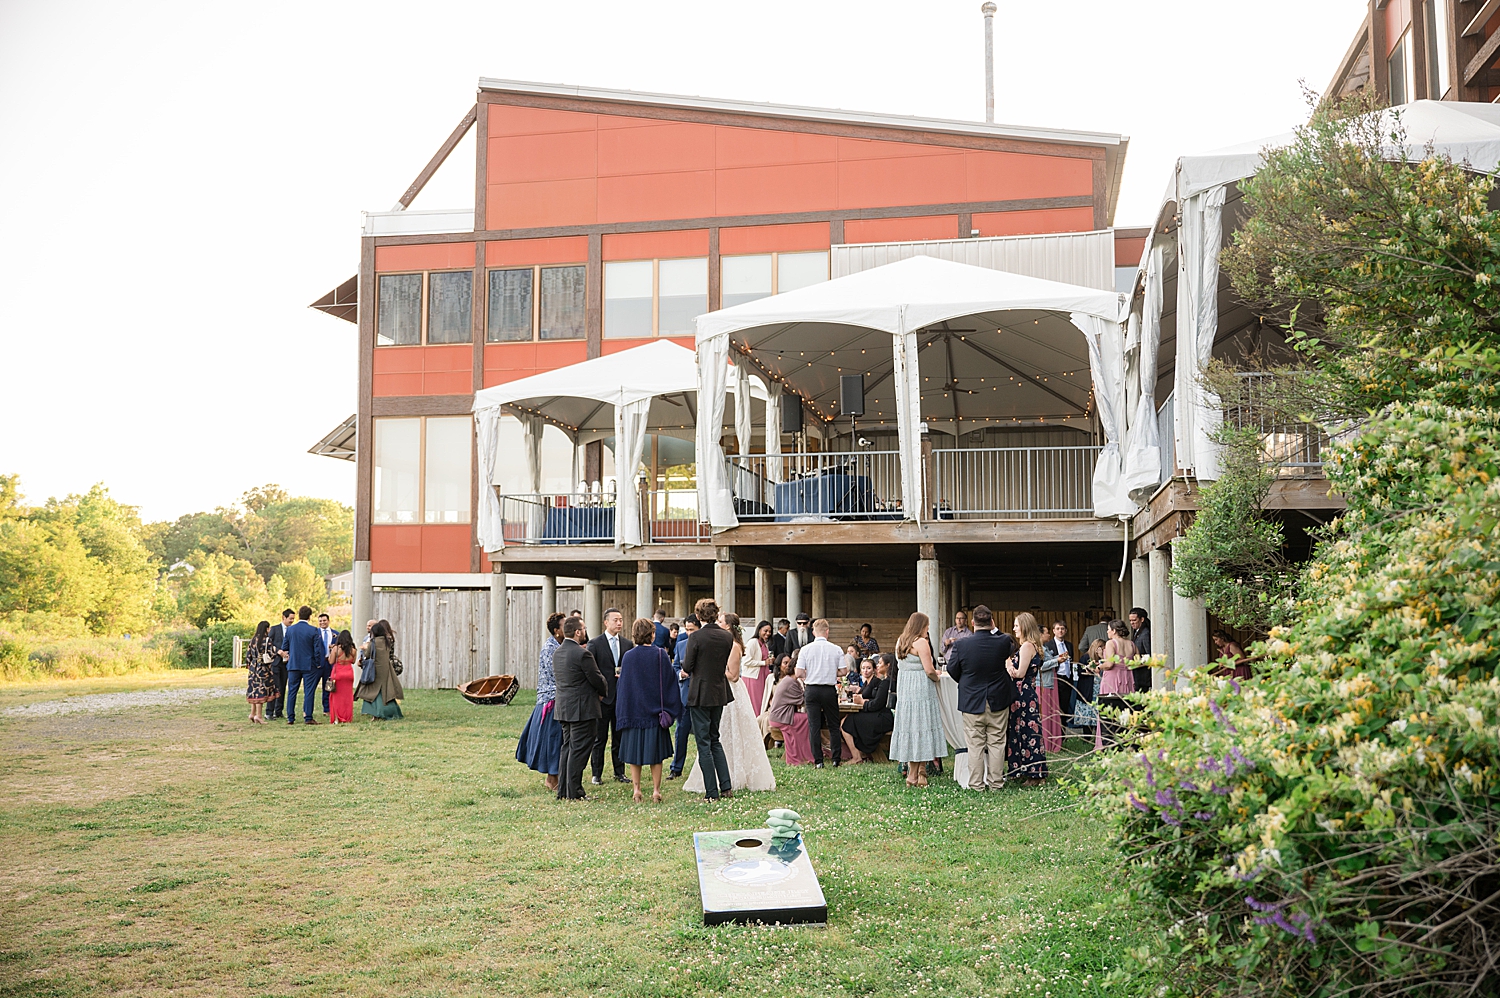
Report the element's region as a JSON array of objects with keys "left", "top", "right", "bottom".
[
  {"left": 840, "top": 375, "right": 865, "bottom": 417},
  {"left": 781, "top": 398, "right": 803, "bottom": 434}
]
